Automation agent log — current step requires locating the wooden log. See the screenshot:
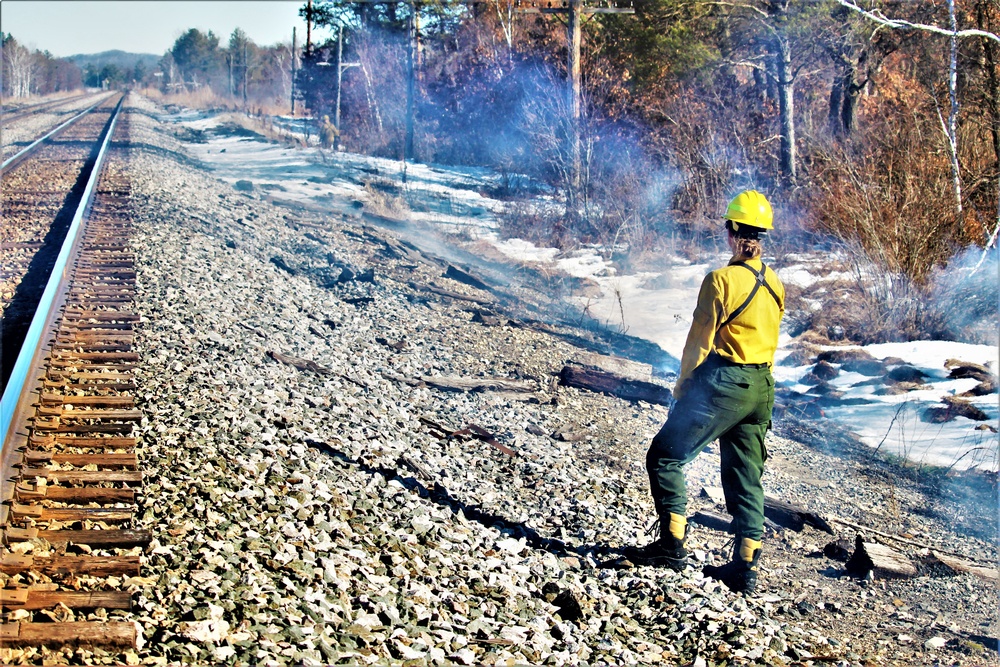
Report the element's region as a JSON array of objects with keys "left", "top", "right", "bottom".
[
  {"left": 558, "top": 365, "right": 672, "bottom": 407},
  {"left": 847, "top": 535, "right": 917, "bottom": 579},
  {"left": 452, "top": 424, "right": 516, "bottom": 457},
  {"left": 829, "top": 517, "right": 994, "bottom": 564},
  {"left": 572, "top": 352, "right": 653, "bottom": 383},
  {"left": 444, "top": 264, "right": 492, "bottom": 292},
  {"left": 763, "top": 495, "right": 834, "bottom": 534},
  {"left": 929, "top": 551, "right": 1000, "bottom": 582},
  {"left": 470, "top": 310, "right": 506, "bottom": 327},
  {"left": 421, "top": 375, "right": 535, "bottom": 393},
  {"left": 267, "top": 350, "right": 332, "bottom": 374},
  {"left": 409, "top": 281, "right": 493, "bottom": 305},
  {"left": 1, "top": 555, "right": 141, "bottom": 577},
  {"left": 0, "top": 621, "right": 136, "bottom": 647},
  {"left": 691, "top": 509, "right": 732, "bottom": 533}
]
